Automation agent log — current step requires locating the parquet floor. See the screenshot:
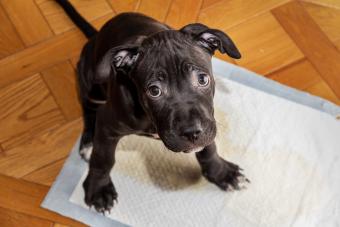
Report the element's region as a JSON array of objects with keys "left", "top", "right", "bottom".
[{"left": 0, "top": 0, "right": 339, "bottom": 226}]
